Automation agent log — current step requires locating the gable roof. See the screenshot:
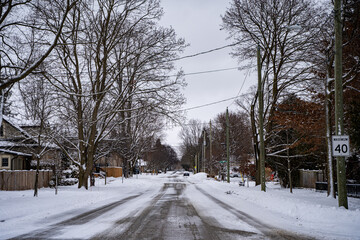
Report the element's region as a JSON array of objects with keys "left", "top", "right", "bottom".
[
  {"left": 2, "top": 115, "right": 34, "bottom": 140},
  {"left": 1, "top": 116, "right": 60, "bottom": 150}
]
